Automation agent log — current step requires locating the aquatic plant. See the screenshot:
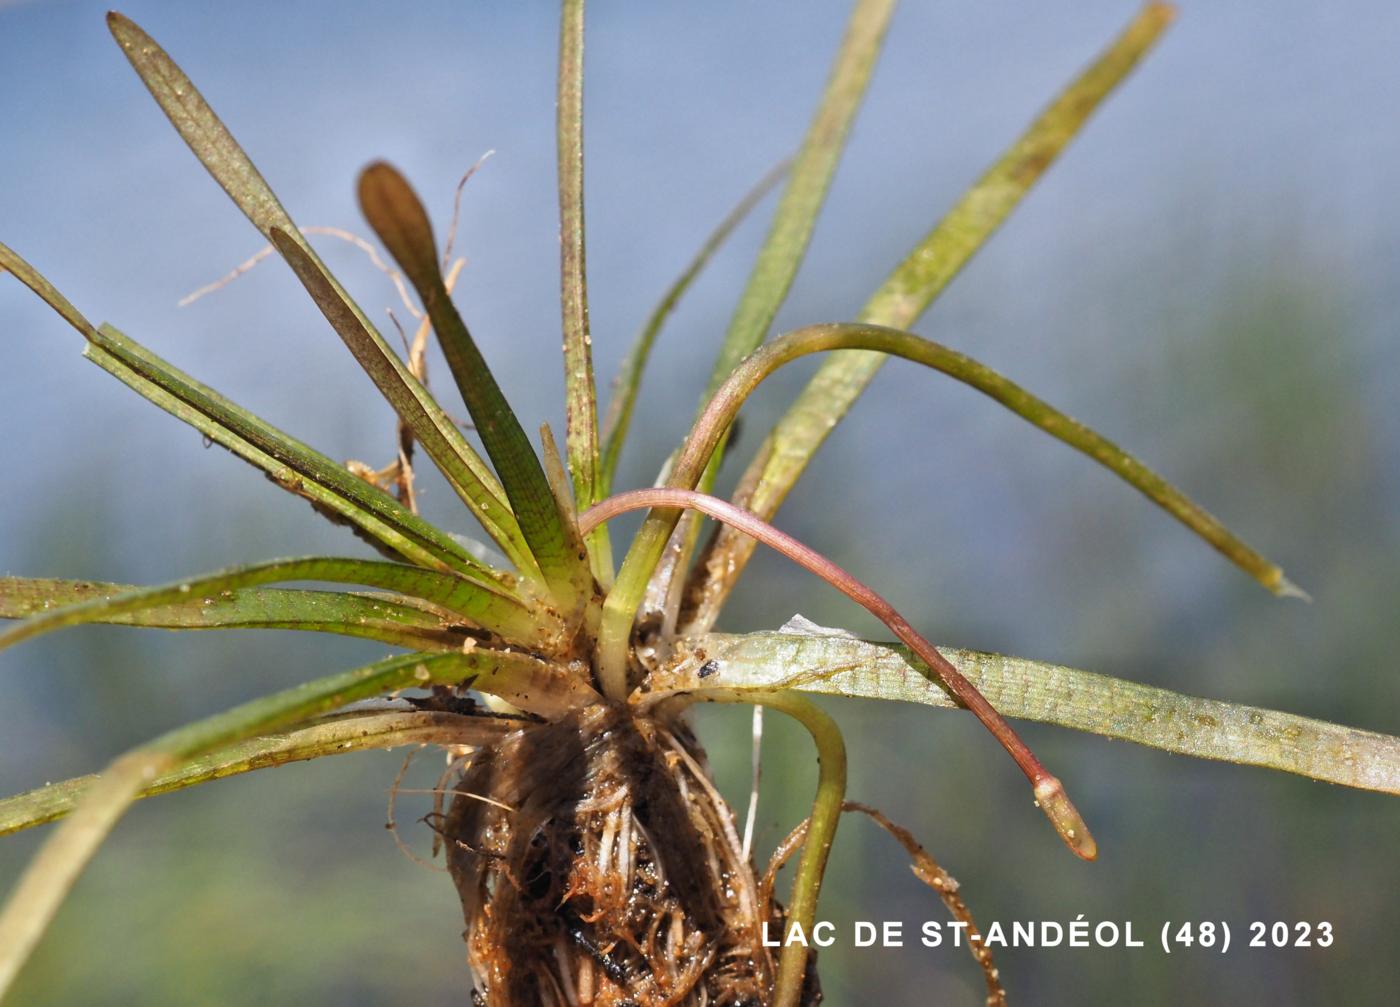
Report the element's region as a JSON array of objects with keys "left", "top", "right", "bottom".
[{"left": 3, "top": 3, "right": 1396, "bottom": 1003}]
